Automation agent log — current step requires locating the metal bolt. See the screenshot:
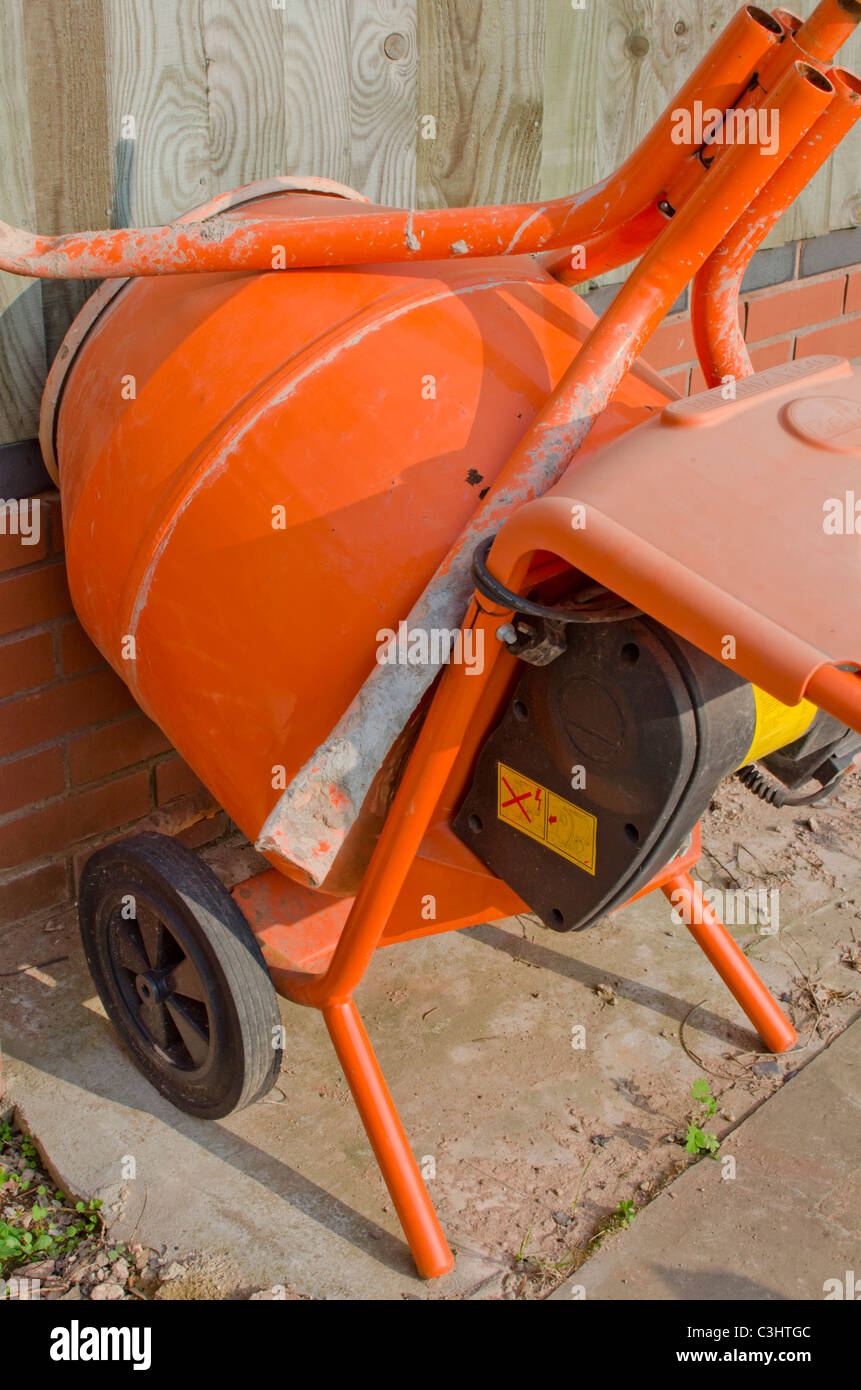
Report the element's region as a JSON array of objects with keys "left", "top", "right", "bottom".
[
  {"left": 384, "top": 32, "right": 408, "bottom": 61},
  {"left": 496, "top": 623, "right": 517, "bottom": 646}
]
